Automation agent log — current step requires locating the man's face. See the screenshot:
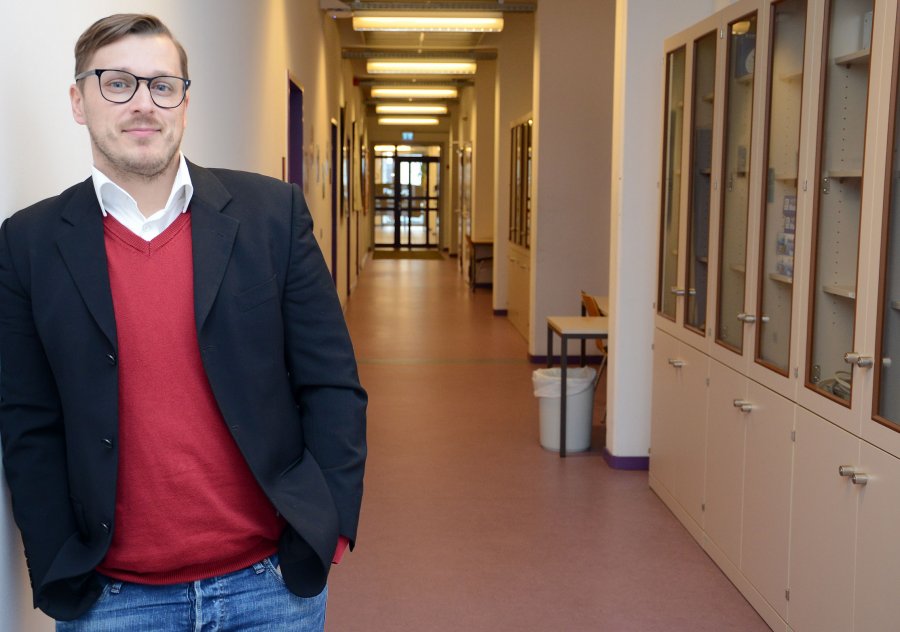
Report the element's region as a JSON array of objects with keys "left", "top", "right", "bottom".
[{"left": 70, "top": 34, "right": 188, "bottom": 181}]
